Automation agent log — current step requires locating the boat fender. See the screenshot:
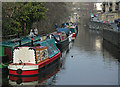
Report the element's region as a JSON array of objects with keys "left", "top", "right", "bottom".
[
  {"left": 16, "top": 78, "right": 22, "bottom": 84},
  {"left": 16, "top": 69, "right": 22, "bottom": 74}
]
